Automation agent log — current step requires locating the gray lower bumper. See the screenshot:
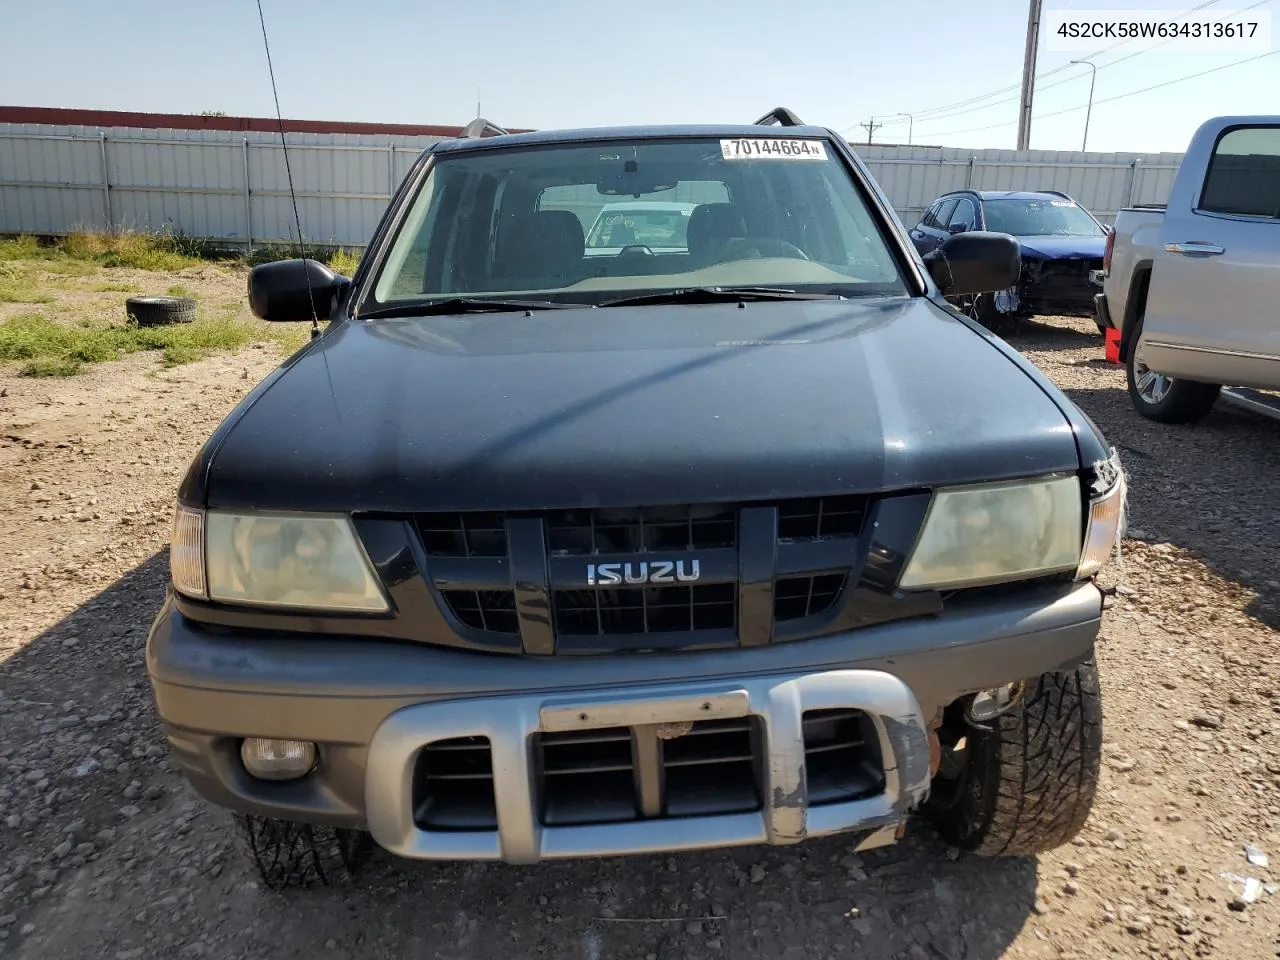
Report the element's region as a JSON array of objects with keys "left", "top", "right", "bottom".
[
  {"left": 366, "top": 669, "right": 928, "bottom": 863},
  {"left": 146, "top": 581, "right": 1102, "bottom": 860}
]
